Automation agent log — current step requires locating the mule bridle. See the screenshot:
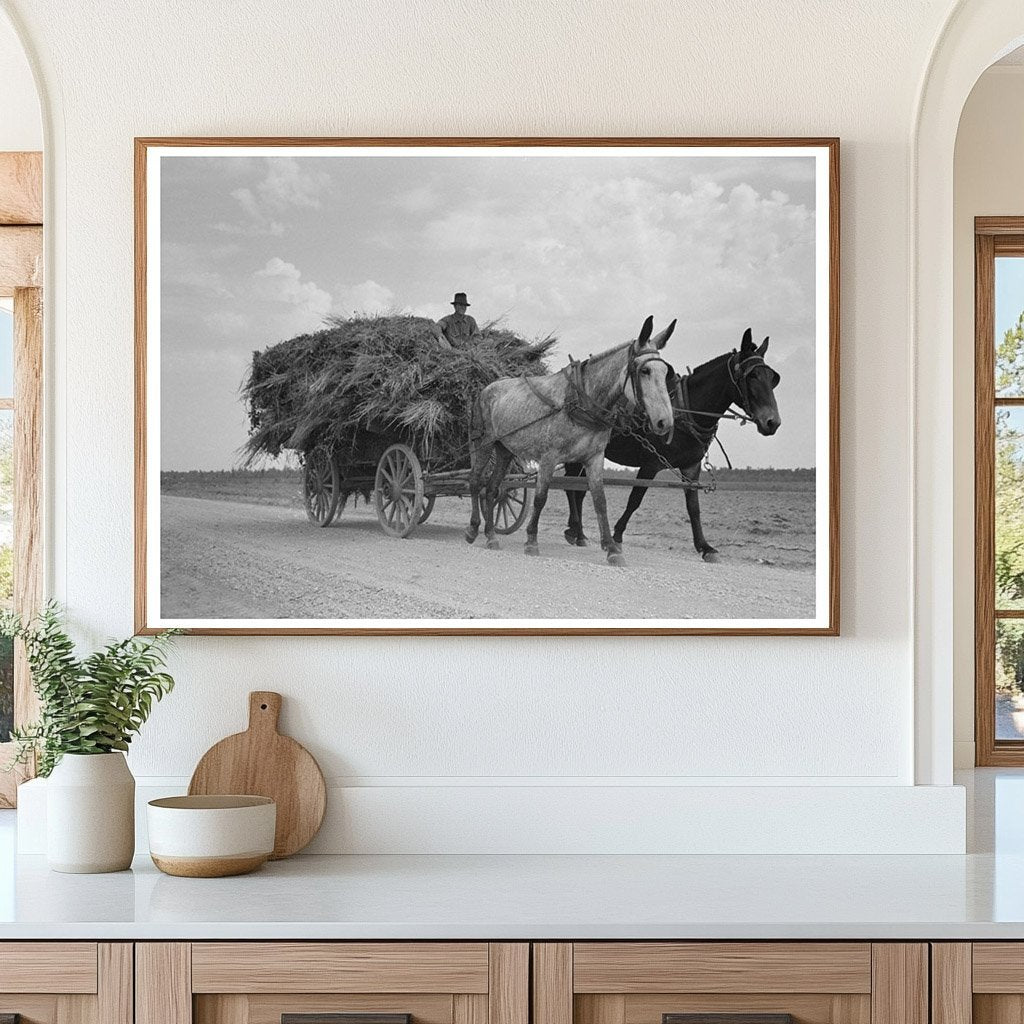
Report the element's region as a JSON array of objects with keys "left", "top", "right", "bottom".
[
  {"left": 727, "top": 350, "right": 778, "bottom": 413},
  {"left": 624, "top": 345, "right": 674, "bottom": 429},
  {"left": 557, "top": 342, "right": 673, "bottom": 433},
  {"left": 671, "top": 352, "right": 758, "bottom": 443},
  {"left": 667, "top": 350, "right": 779, "bottom": 462}
]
